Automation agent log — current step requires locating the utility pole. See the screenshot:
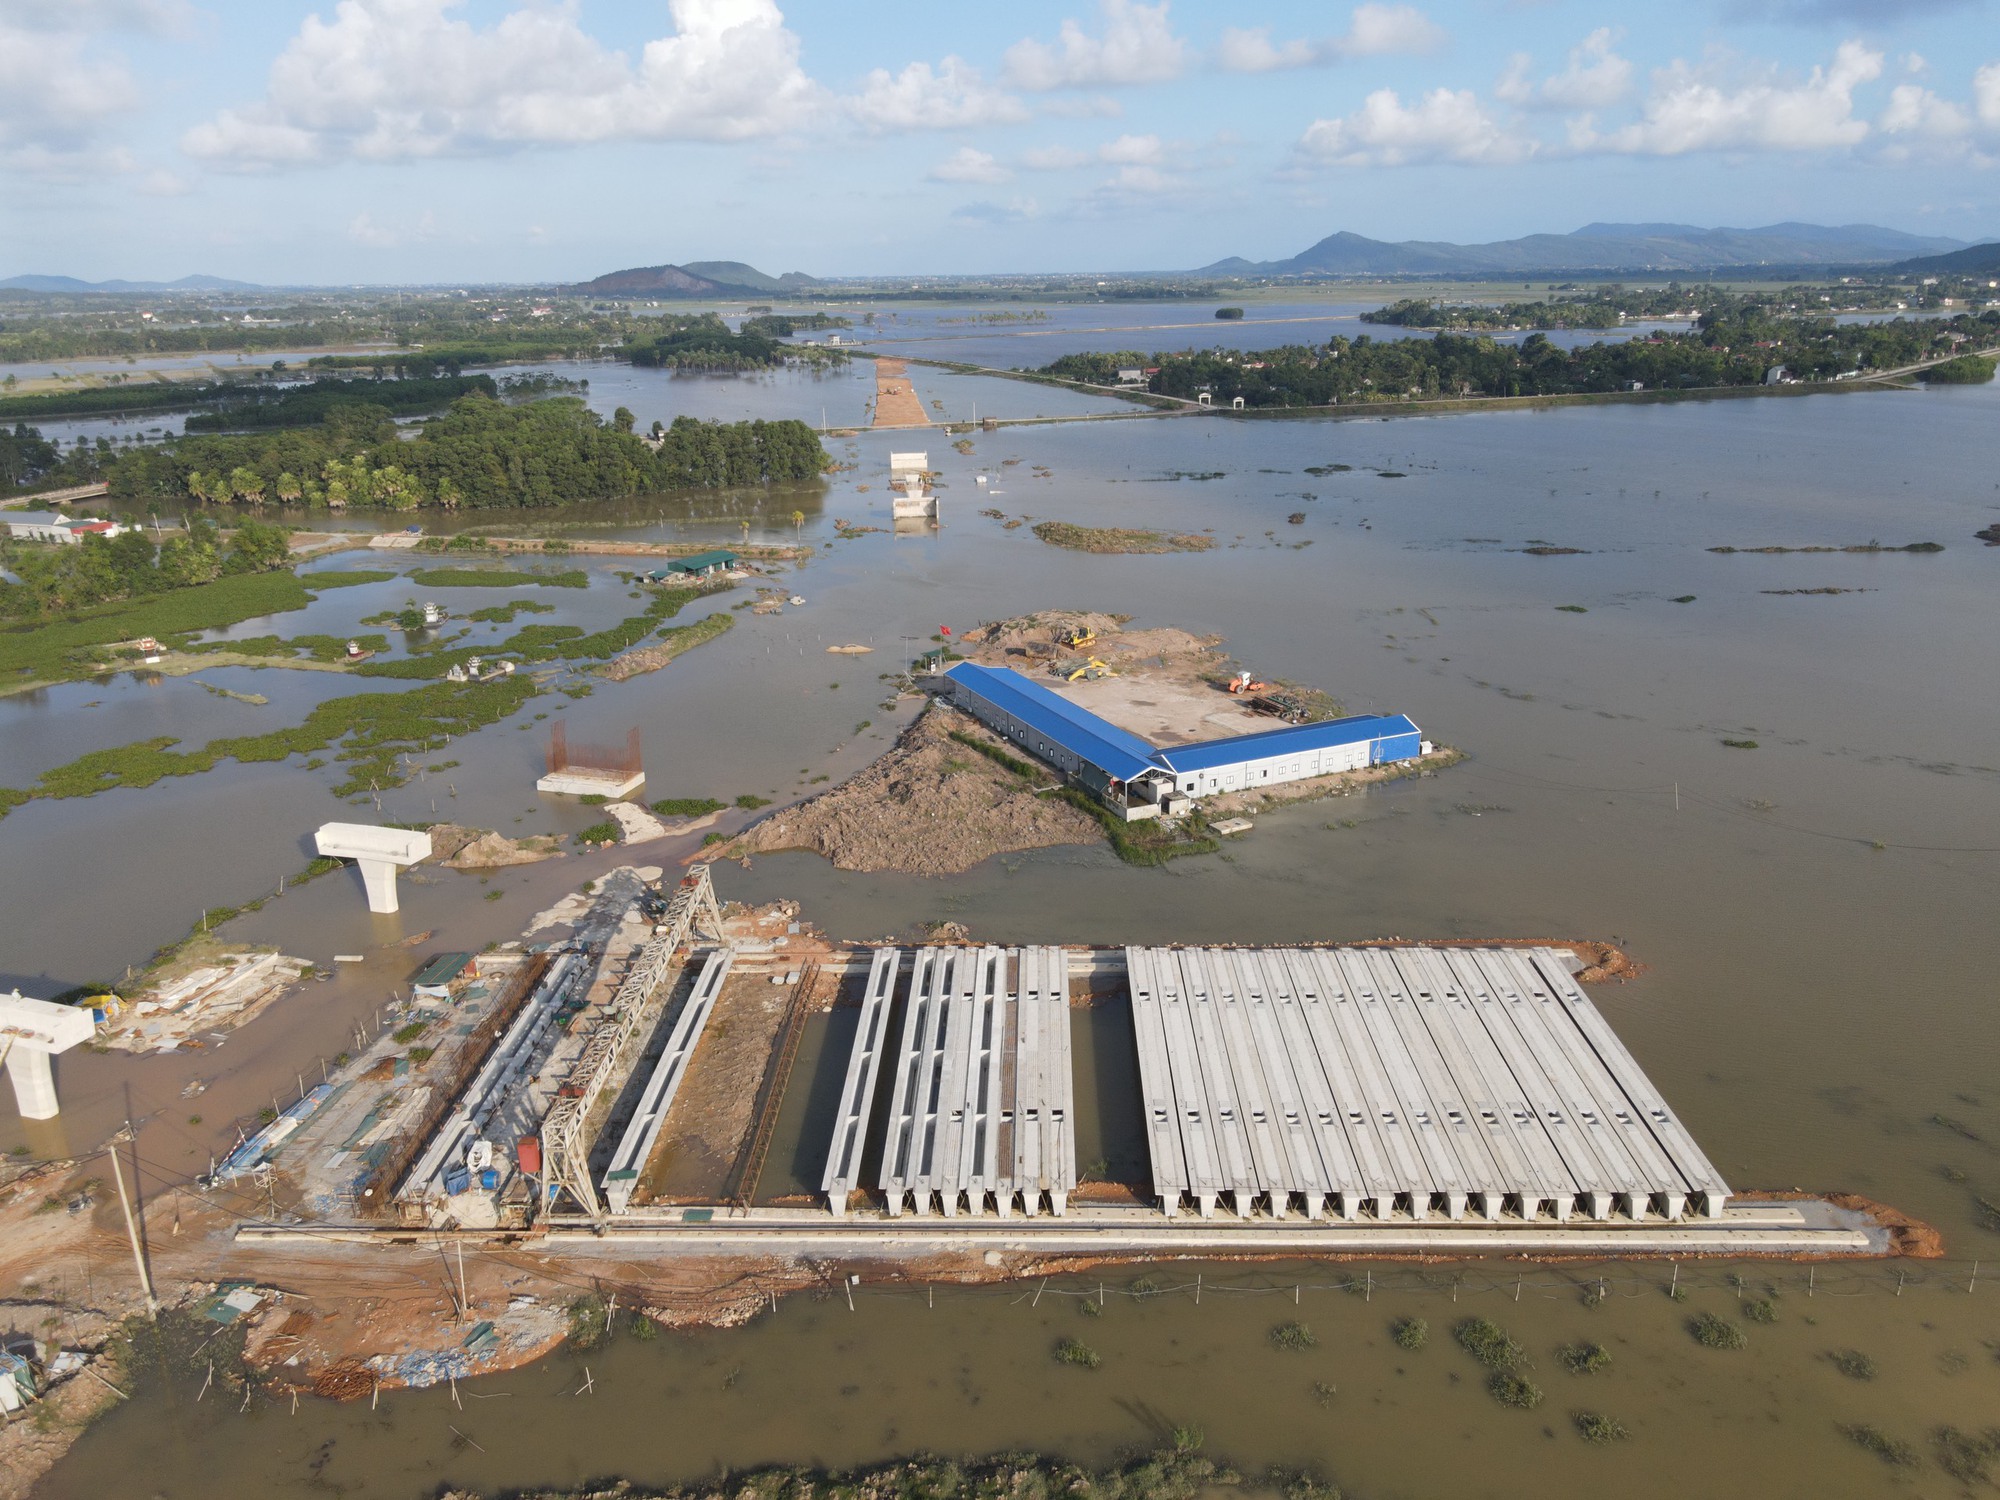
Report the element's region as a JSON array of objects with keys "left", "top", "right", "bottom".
[{"left": 107, "top": 1133, "right": 157, "bottom": 1317}]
